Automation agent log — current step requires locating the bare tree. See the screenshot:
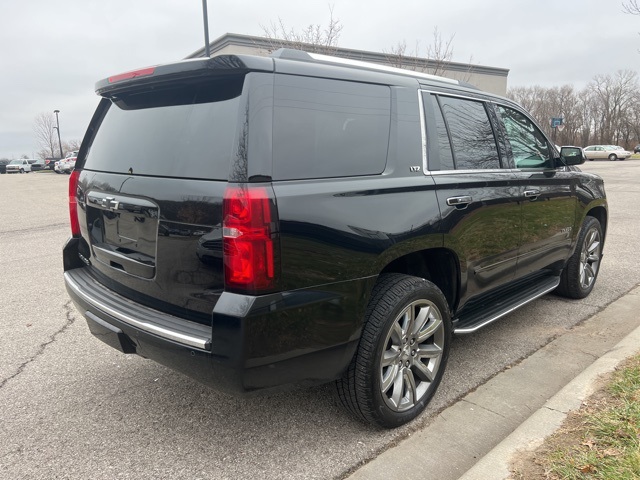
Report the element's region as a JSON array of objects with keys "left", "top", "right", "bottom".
[
  {"left": 261, "top": 5, "right": 343, "bottom": 54},
  {"left": 623, "top": 0, "right": 640, "bottom": 14},
  {"left": 508, "top": 70, "right": 640, "bottom": 148},
  {"left": 385, "top": 40, "right": 430, "bottom": 70},
  {"left": 62, "top": 139, "right": 81, "bottom": 154},
  {"left": 385, "top": 28, "right": 454, "bottom": 75},
  {"left": 384, "top": 28, "right": 474, "bottom": 81},
  {"left": 589, "top": 70, "right": 638, "bottom": 144},
  {"left": 424, "top": 27, "right": 455, "bottom": 76},
  {"left": 33, "top": 112, "right": 58, "bottom": 158}
]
